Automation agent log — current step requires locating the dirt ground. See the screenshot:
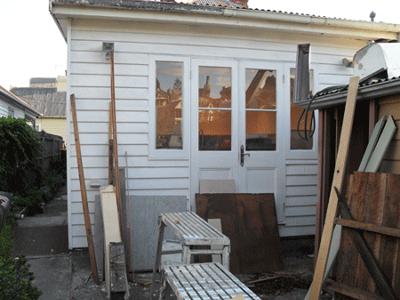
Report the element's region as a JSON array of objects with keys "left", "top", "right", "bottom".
[{"left": 29, "top": 238, "right": 319, "bottom": 299}]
